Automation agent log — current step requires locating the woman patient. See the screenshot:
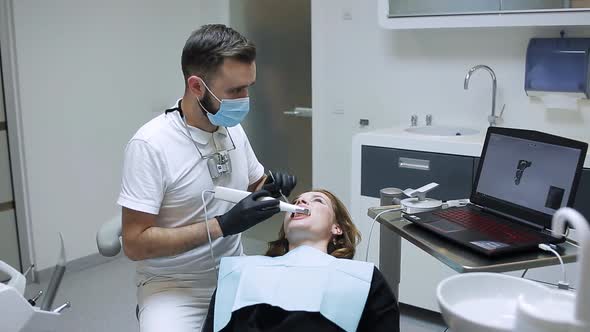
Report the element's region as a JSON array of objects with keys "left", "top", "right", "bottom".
[{"left": 202, "top": 189, "right": 400, "bottom": 332}]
